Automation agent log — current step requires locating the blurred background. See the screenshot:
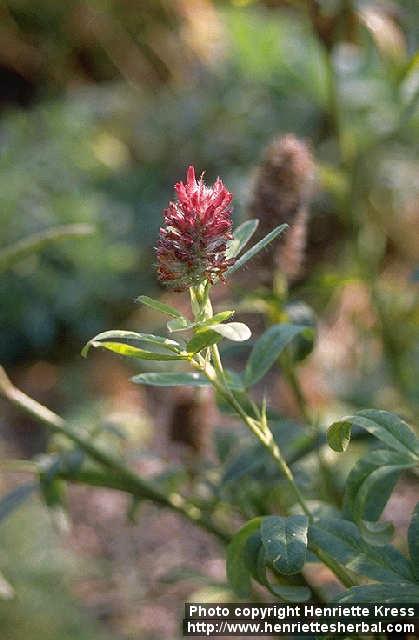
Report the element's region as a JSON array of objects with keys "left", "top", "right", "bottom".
[{"left": 0, "top": 1, "right": 418, "bottom": 638}]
